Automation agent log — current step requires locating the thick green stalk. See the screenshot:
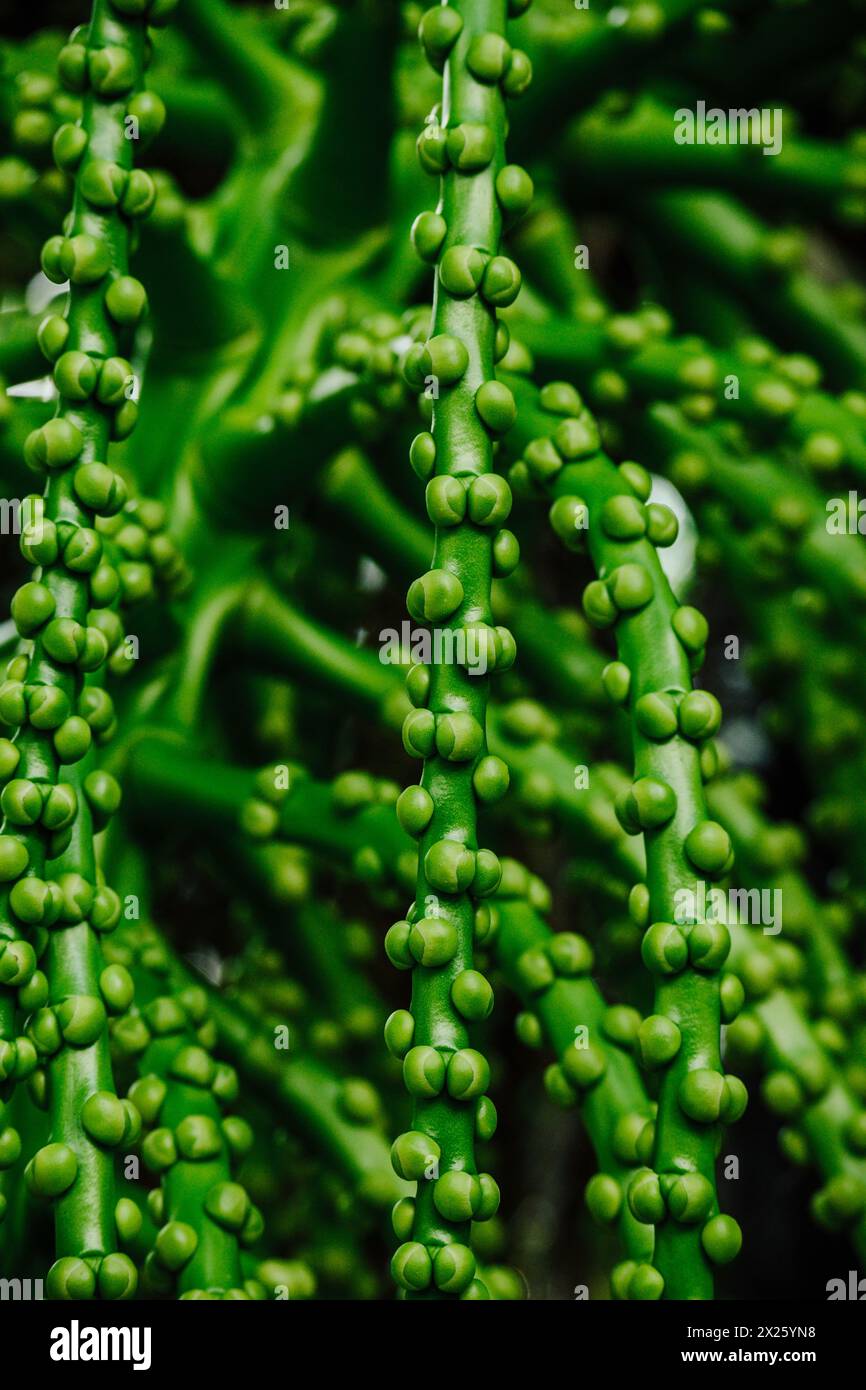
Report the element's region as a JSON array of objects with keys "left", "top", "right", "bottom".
[
  {"left": 493, "top": 893, "right": 655, "bottom": 1280},
  {"left": 44, "top": 757, "right": 125, "bottom": 1292},
  {"left": 159, "top": 956, "right": 409, "bottom": 1214},
  {"left": 2, "top": 0, "right": 171, "bottom": 1301},
  {"left": 385, "top": 0, "right": 536, "bottom": 1302},
  {"left": 119, "top": 943, "right": 249, "bottom": 1298},
  {"left": 504, "top": 373, "right": 743, "bottom": 1298}
]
